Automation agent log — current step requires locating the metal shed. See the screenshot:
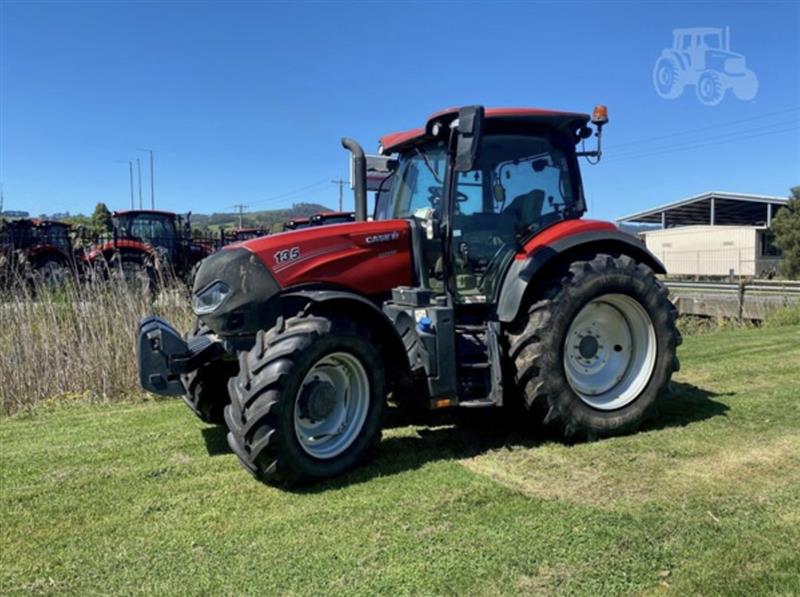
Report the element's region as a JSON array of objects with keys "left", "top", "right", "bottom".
[{"left": 617, "top": 191, "right": 788, "bottom": 277}]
